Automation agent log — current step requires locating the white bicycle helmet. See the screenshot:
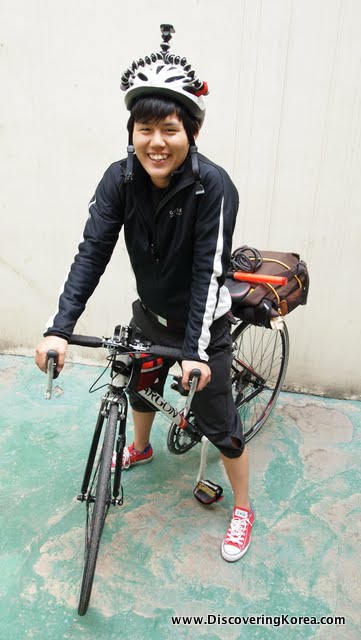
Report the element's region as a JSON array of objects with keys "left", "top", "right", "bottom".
[{"left": 121, "top": 24, "right": 208, "bottom": 123}]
